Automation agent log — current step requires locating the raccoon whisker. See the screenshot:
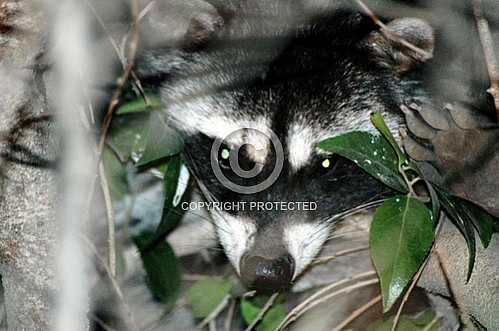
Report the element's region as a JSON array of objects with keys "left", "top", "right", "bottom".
[
  {"left": 323, "top": 199, "right": 385, "bottom": 225},
  {"left": 324, "top": 230, "right": 369, "bottom": 241},
  {"left": 166, "top": 207, "right": 213, "bottom": 224},
  {"left": 181, "top": 167, "right": 236, "bottom": 238},
  {"left": 301, "top": 222, "right": 332, "bottom": 250},
  {"left": 310, "top": 245, "right": 370, "bottom": 265},
  {"left": 327, "top": 228, "right": 369, "bottom": 237},
  {"left": 170, "top": 244, "right": 223, "bottom": 251}
]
